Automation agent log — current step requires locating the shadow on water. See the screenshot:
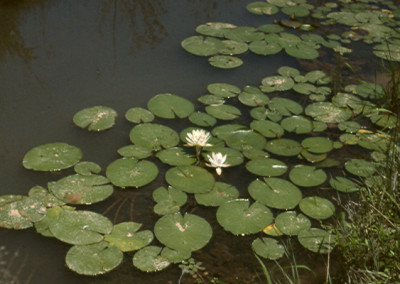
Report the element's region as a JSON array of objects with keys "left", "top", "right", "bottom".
[{"left": 0, "top": 0, "right": 306, "bottom": 283}]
